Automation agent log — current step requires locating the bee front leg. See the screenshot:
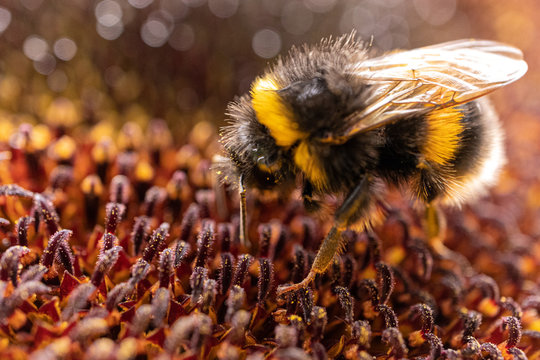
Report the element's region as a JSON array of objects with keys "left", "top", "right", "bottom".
[{"left": 277, "top": 176, "right": 375, "bottom": 295}]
